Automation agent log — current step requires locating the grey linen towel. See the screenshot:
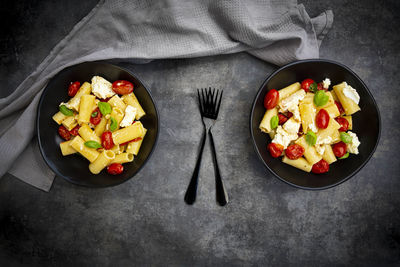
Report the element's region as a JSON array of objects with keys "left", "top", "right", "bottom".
[{"left": 0, "top": 0, "right": 333, "bottom": 191}]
